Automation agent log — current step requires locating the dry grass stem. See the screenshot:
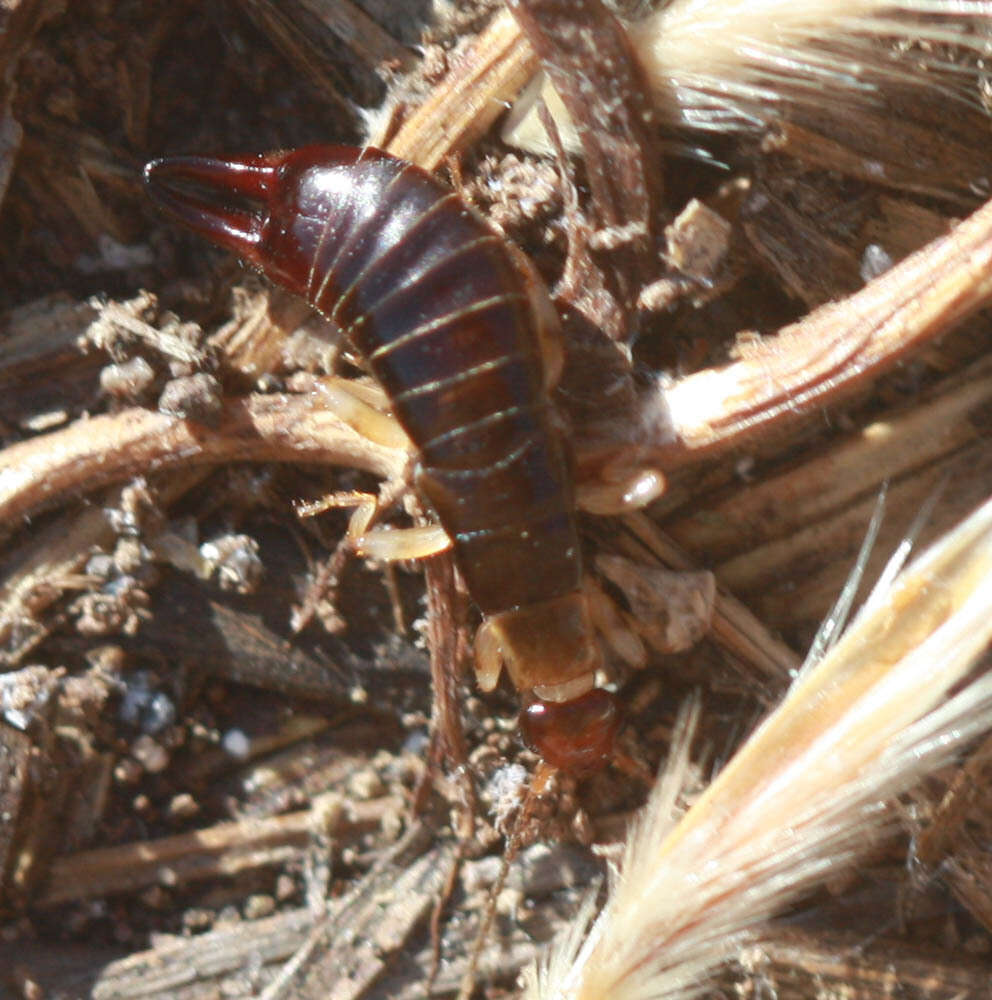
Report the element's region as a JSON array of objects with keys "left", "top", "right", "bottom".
[
  {"left": 526, "top": 495, "right": 992, "bottom": 1000},
  {"left": 36, "top": 795, "right": 403, "bottom": 906},
  {"left": 0, "top": 395, "right": 406, "bottom": 525},
  {"left": 658, "top": 193, "right": 992, "bottom": 459},
  {"left": 379, "top": 9, "right": 538, "bottom": 168}
]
